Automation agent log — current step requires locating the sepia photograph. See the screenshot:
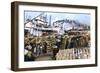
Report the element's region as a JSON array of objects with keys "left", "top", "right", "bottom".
[{"left": 24, "top": 11, "right": 91, "bottom": 61}]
